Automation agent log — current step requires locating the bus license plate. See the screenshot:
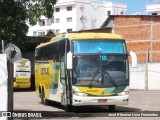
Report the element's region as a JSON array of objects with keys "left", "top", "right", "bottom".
[{"left": 98, "top": 99, "right": 107, "bottom": 103}]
